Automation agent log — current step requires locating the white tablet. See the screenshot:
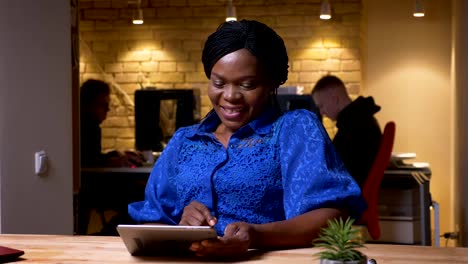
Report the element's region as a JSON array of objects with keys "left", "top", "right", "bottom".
[{"left": 117, "top": 224, "right": 218, "bottom": 255}]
